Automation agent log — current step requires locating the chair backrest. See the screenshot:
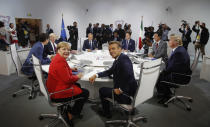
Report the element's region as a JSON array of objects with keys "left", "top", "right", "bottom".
[
  {"left": 32, "top": 55, "right": 50, "bottom": 102},
  {"left": 78, "top": 37, "right": 87, "bottom": 51},
  {"left": 134, "top": 58, "right": 162, "bottom": 107},
  {"left": 191, "top": 49, "right": 200, "bottom": 72},
  {"left": 10, "top": 44, "right": 22, "bottom": 76}
]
